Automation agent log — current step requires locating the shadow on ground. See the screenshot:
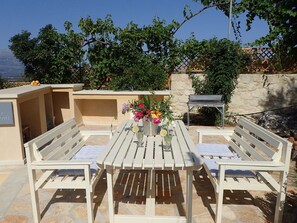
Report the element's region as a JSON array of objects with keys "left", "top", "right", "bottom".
[{"left": 193, "top": 169, "right": 297, "bottom": 223}]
